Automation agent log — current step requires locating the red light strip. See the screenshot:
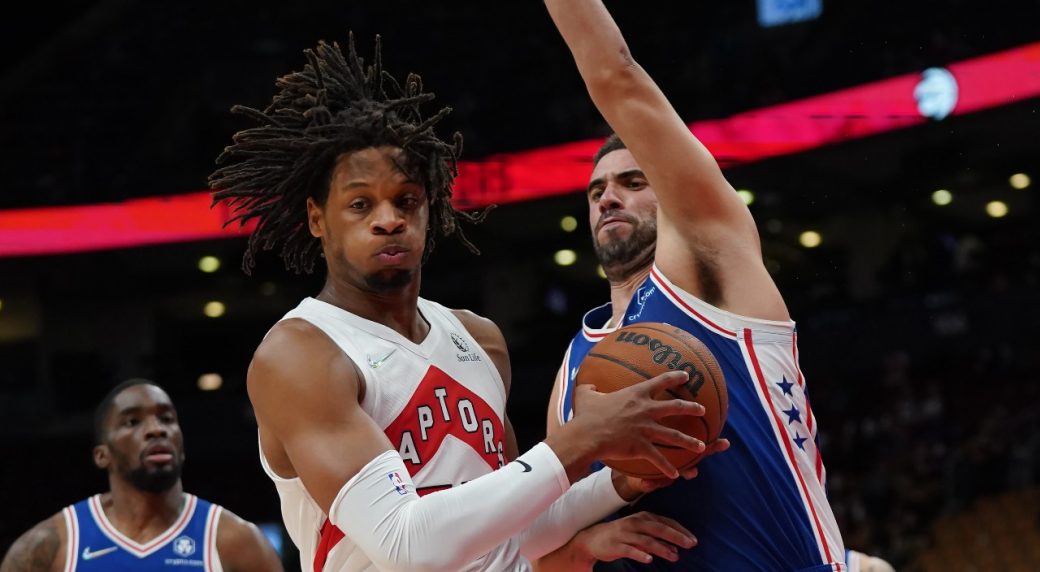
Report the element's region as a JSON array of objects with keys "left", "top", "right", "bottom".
[
  {"left": 2, "top": 41, "right": 1039, "bottom": 257},
  {"left": 451, "top": 41, "right": 1040, "bottom": 209},
  {"left": 0, "top": 194, "right": 255, "bottom": 257}
]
